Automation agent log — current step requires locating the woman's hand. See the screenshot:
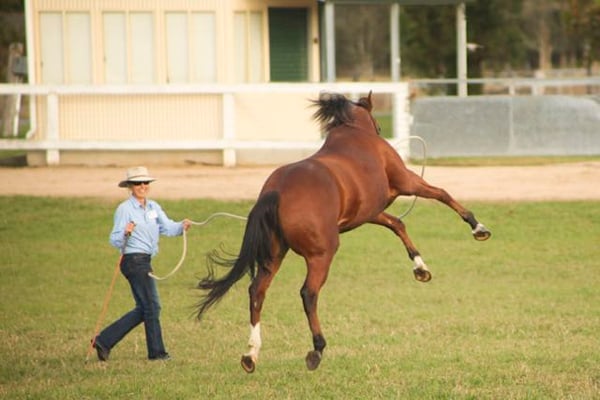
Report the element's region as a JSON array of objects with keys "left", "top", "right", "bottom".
[{"left": 125, "top": 221, "right": 136, "bottom": 236}]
